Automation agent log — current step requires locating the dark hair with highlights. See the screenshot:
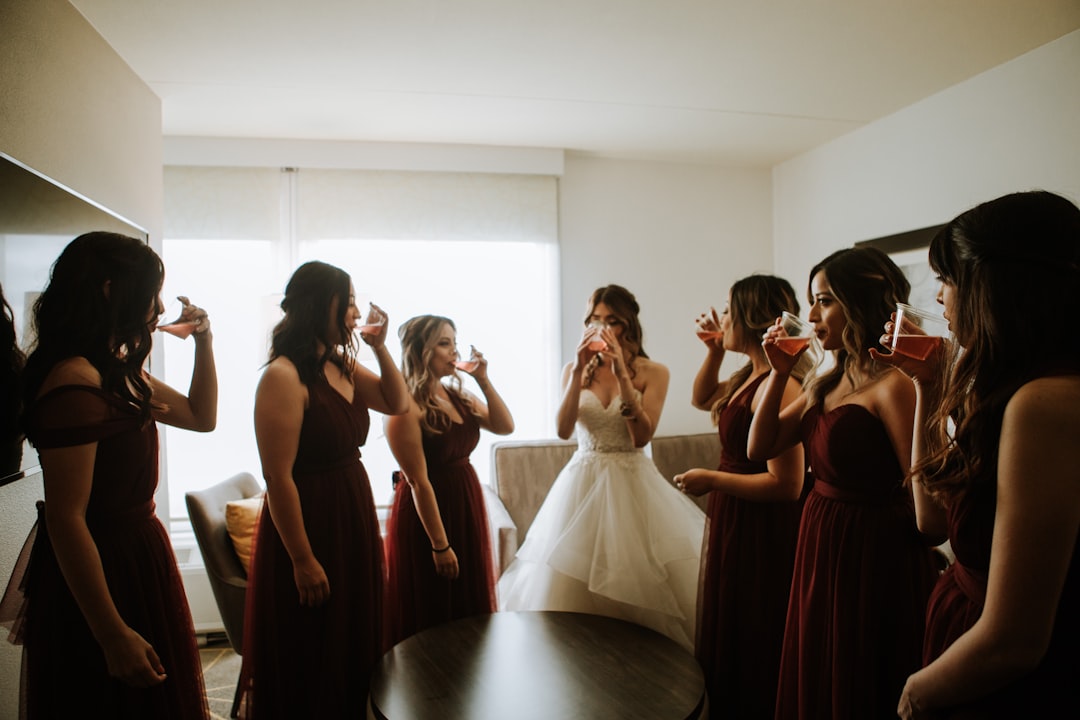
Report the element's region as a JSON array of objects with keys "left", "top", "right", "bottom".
[
  {"left": 712, "top": 274, "right": 805, "bottom": 423},
  {"left": 918, "top": 190, "right": 1080, "bottom": 500},
  {"left": 22, "top": 232, "right": 164, "bottom": 425},
  {"left": 269, "top": 261, "right": 358, "bottom": 384},
  {"left": 803, "top": 246, "right": 910, "bottom": 406},
  {"left": 398, "top": 314, "right": 475, "bottom": 434}
]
